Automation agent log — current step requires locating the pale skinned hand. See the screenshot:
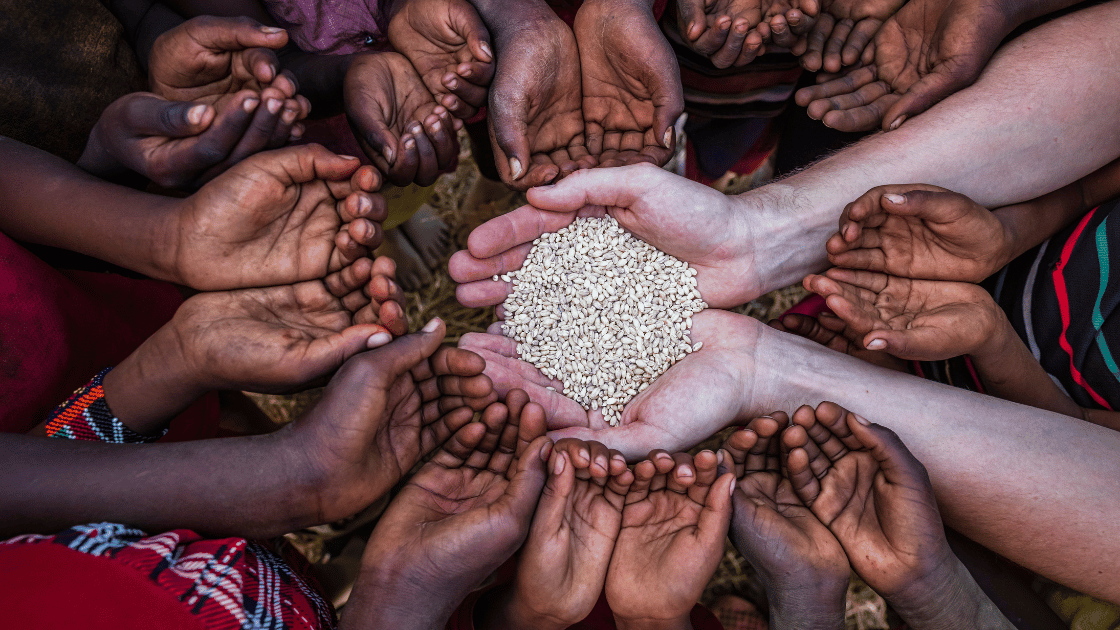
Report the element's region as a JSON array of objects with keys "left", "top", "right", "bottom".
[
  {"left": 606, "top": 450, "right": 735, "bottom": 625},
  {"left": 172, "top": 144, "right": 385, "bottom": 291},
  {"left": 286, "top": 318, "right": 500, "bottom": 525},
  {"left": 794, "top": 0, "right": 1012, "bottom": 131},
  {"left": 487, "top": 14, "right": 595, "bottom": 190},
  {"left": 348, "top": 391, "right": 552, "bottom": 629},
  {"left": 783, "top": 401, "right": 954, "bottom": 602},
  {"left": 344, "top": 52, "right": 461, "bottom": 187},
  {"left": 449, "top": 164, "right": 757, "bottom": 310},
  {"left": 825, "top": 184, "right": 1013, "bottom": 282},
  {"left": 459, "top": 309, "right": 760, "bottom": 460},
  {"left": 148, "top": 16, "right": 311, "bottom": 157},
  {"left": 803, "top": 268, "right": 1007, "bottom": 360},
  {"left": 387, "top": 0, "right": 495, "bottom": 119},
  {"left": 720, "top": 413, "right": 850, "bottom": 629},
  {"left": 676, "top": 0, "right": 766, "bottom": 68},
  {"left": 487, "top": 439, "right": 633, "bottom": 630},
  {"left": 574, "top": 0, "right": 684, "bottom": 168}
]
